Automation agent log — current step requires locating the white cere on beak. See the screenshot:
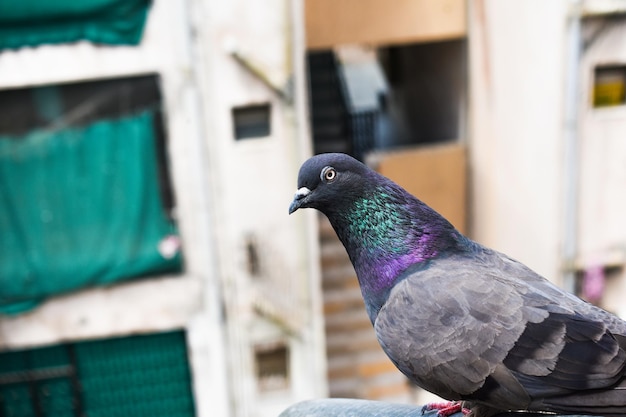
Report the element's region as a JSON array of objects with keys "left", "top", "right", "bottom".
[{"left": 295, "top": 187, "right": 311, "bottom": 197}]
